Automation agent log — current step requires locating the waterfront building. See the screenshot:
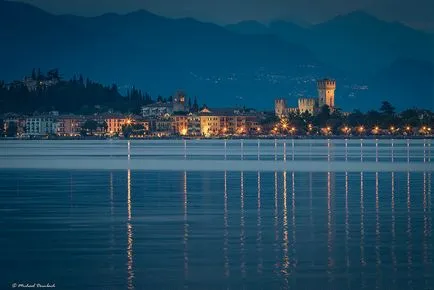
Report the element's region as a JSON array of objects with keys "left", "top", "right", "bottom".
[
  {"left": 104, "top": 114, "right": 129, "bottom": 135},
  {"left": 2, "top": 115, "right": 26, "bottom": 136},
  {"left": 56, "top": 115, "right": 85, "bottom": 136},
  {"left": 172, "top": 114, "right": 189, "bottom": 136},
  {"left": 25, "top": 116, "right": 57, "bottom": 136},
  {"left": 187, "top": 113, "right": 201, "bottom": 136},
  {"left": 199, "top": 107, "right": 259, "bottom": 137}
]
